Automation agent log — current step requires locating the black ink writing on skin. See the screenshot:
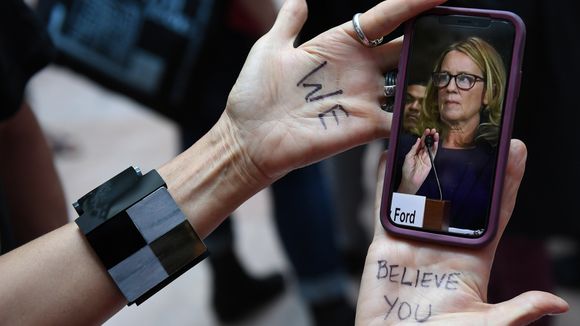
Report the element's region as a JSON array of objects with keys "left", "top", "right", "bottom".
[
  {"left": 415, "top": 302, "right": 432, "bottom": 322},
  {"left": 318, "top": 104, "right": 349, "bottom": 129},
  {"left": 296, "top": 61, "right": 328, "bottom": 87},
  {"left": 303, "top": 83, "right": 322, "bottom": 102},
  {"left": 384, "top": 295, "right": 399, "bottom": 320},
  {"left": 389, "top": 265, "right": 400, "bottom": 283},
  {"left": 415, "top": 268, "right": 420, "bottom": 287},
  {"left": 376, "top": 260, "right": 461, "bottom": 290},
  {"left": 400, "top": 267, "right": 413, "bottom": 286},
  {"left": 434, "top": 273, "right": 447, "bottom": 288},
  {"left": 445, "top": 273, "right": 461, "bottom": 290},
  {"left": 302, "top": 85, "right": 343, "bottom": 102},
  {"left": 296, "top": 61, "right": 343, "bottom": 102},
  {"left": 398, "top": 301, "right": 412, "bottom": 320},
  {"left": 297, "top": 61, "right": 347, "bottom": 129},
  {"left": 377, "top": 260, "right": 388, "bottom": 279},
  {"left": 421, "top": 272, "right": 433, "bottom": 288},
  {"left": 384, "top": 295, "right": 432, "bottom": 323}
]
